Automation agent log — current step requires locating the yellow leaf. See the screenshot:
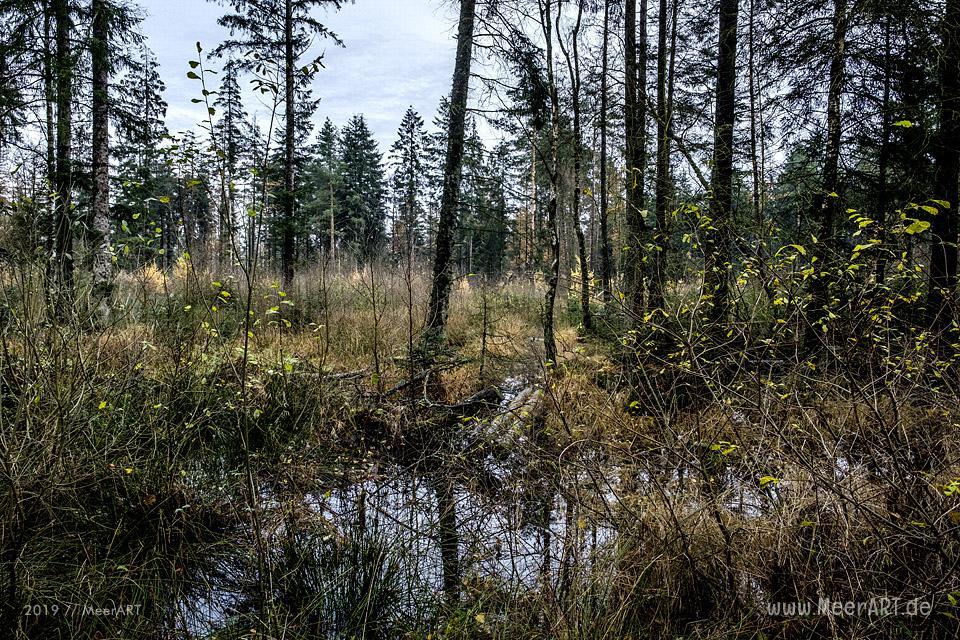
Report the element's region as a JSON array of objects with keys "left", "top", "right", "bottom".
[{"left": 475, "top": 613, "right": 486, "bottom": 624}]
